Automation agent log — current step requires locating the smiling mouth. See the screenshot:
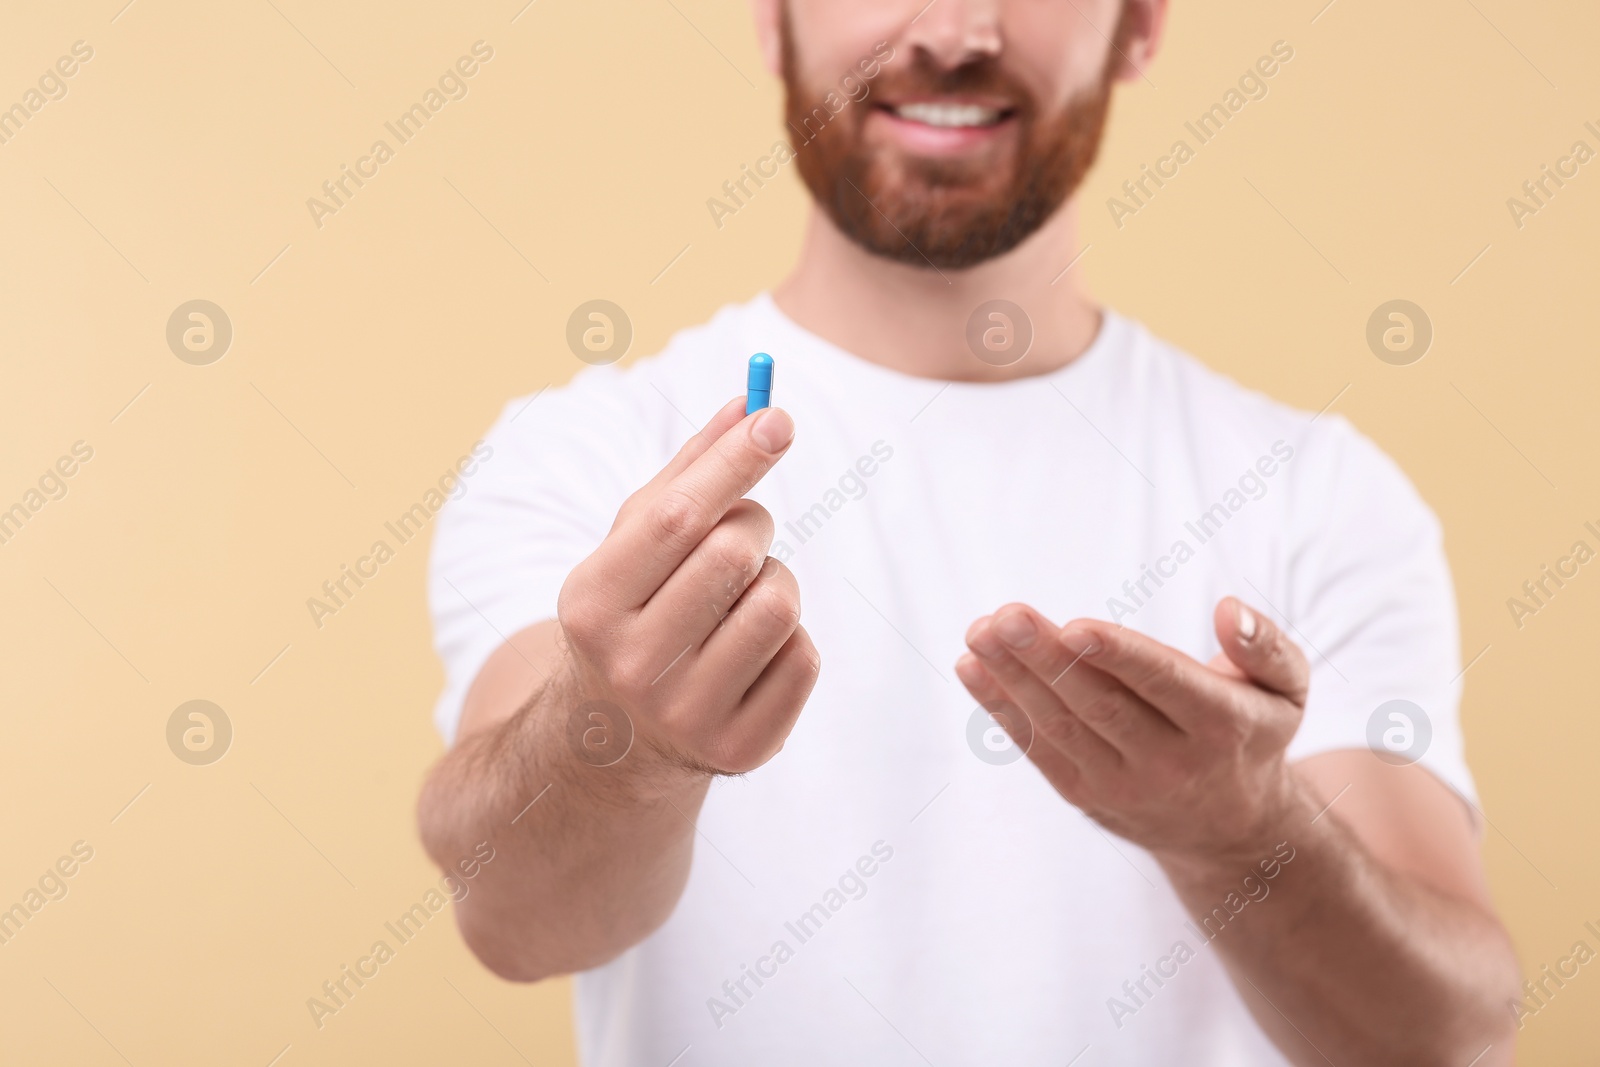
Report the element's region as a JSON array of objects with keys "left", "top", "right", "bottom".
[{"left": 882, "top": 101, "right": 1015, "bottom": 129}]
